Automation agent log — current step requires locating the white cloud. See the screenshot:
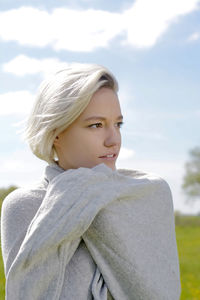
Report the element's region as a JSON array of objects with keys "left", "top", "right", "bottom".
[
  {"left": 0, "top": 7, "right": 122, "bottom": 52},
  {"left": 3, "top": 55, "right": 70, "bottom": 76},
  {"left": 123, "top": 0, "right": 200, "bottom": 48},
  {"left": 188, "top": 32, "right": 200, "bottom": 41},
  {"left": 0, "top": 91, "right": 35, "bottom": 115},
  {"left": 0, "top": 147, "right": 46, "bottom": 187},
  {"left": 0, "top": 1, "right": 199, "bottom": 52},
  {"left": 118, "top": 147, "right": 135, "bottom": 160}
]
